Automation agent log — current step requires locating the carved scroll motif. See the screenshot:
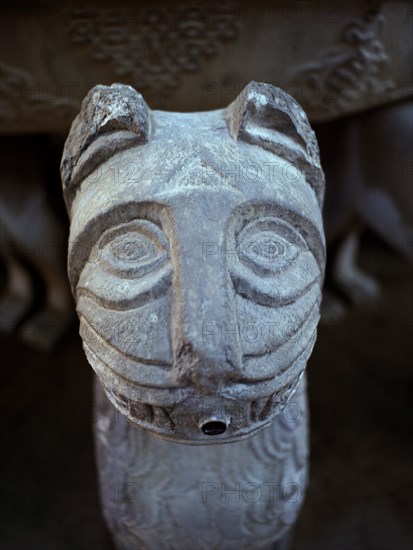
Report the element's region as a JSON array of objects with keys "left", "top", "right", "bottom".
[
  {"left": 291, "top": 5, "right": 396, "bottom": 117},
  {"left": 66, "top": 6, "right": 240, "bottom": 99},
  {"left": 0, "top": 62, "right": 78, "bottom": 124}
]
